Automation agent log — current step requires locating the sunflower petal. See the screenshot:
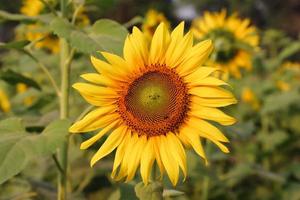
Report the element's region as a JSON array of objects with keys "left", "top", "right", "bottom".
[
  {"left": 80, "top": 120, "right": 120, "bottom": 149},
  {"left": 140, "top": 137, "right": 155, "bottom": 185},
  {"left": 69, "top": 106, "right": 116, "bottom": 133},
  {"left": 177, "top": 40, "right": 213, "bottom": 76},
  {"left": 90, "top": 126, "right": 127, "bottom": 166},
  {"left": 158, "top": 135, "right": 179, "bottom": 186},
  {"left": 167, "top": 133, "right": 187, "bottom": 180},
  {"left": 190, "top": 105, "right": 236, "bottom": 125}
]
